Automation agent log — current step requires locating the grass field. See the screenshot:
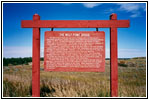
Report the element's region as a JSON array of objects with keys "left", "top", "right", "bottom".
[{"left": 3, "top": 58, "right": 146, "bottom": 97}]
